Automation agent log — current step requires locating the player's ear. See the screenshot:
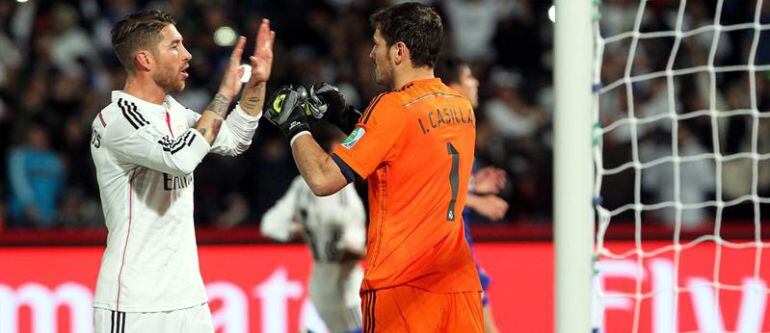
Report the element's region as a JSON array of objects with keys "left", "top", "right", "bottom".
[
  {"left": 134, "top": 50, "right": 154, "bottom": 72},
  {"left": 393, "top": 42, "right": 407, "bottom": 65}
]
